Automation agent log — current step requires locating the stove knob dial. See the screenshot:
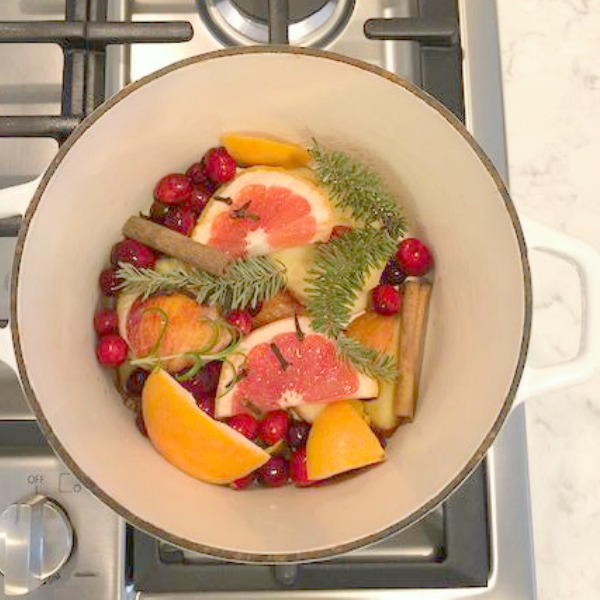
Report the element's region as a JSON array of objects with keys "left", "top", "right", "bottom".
[{"left": 0, "top": 494, "right": 73, "bottom": 596}]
